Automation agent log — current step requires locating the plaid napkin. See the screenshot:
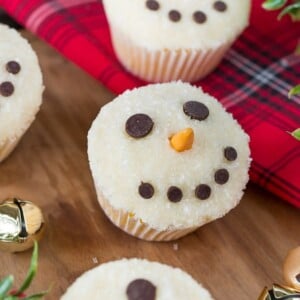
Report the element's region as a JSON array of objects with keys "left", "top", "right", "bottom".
[{"left": 0, "top": 0, "right": 299, "bottom": 207}]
